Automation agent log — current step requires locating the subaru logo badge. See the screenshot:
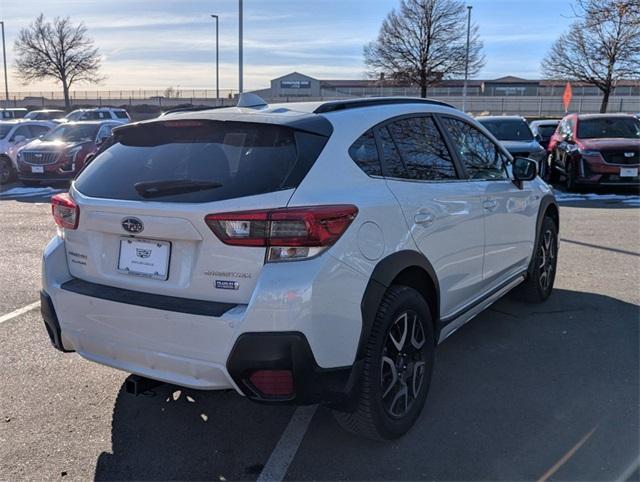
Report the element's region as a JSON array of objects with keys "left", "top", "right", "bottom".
[
  {"left": 624, "top": 152, "right": 635, "bottom": 158},
  {"left": 122, "top": 217, "right": 144, "bottom": 234}
]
